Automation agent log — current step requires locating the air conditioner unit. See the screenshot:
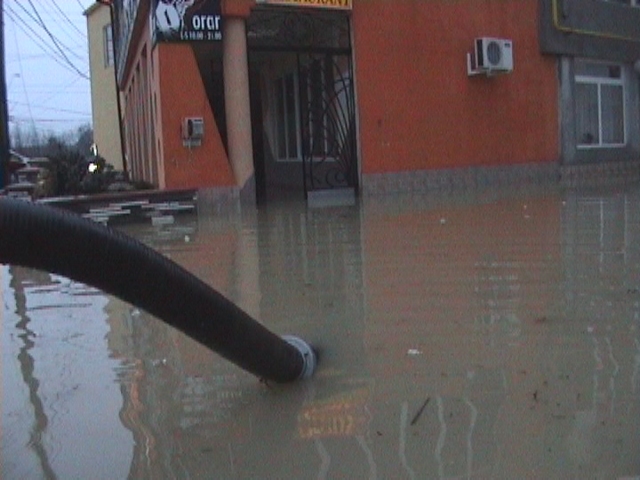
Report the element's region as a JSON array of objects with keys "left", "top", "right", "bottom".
[
  {"left": 474, "top": 37, "right": 513, "bottom": 73},
  {"left": 182, "top": 117, "right": 204, "bottom": 140}
]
